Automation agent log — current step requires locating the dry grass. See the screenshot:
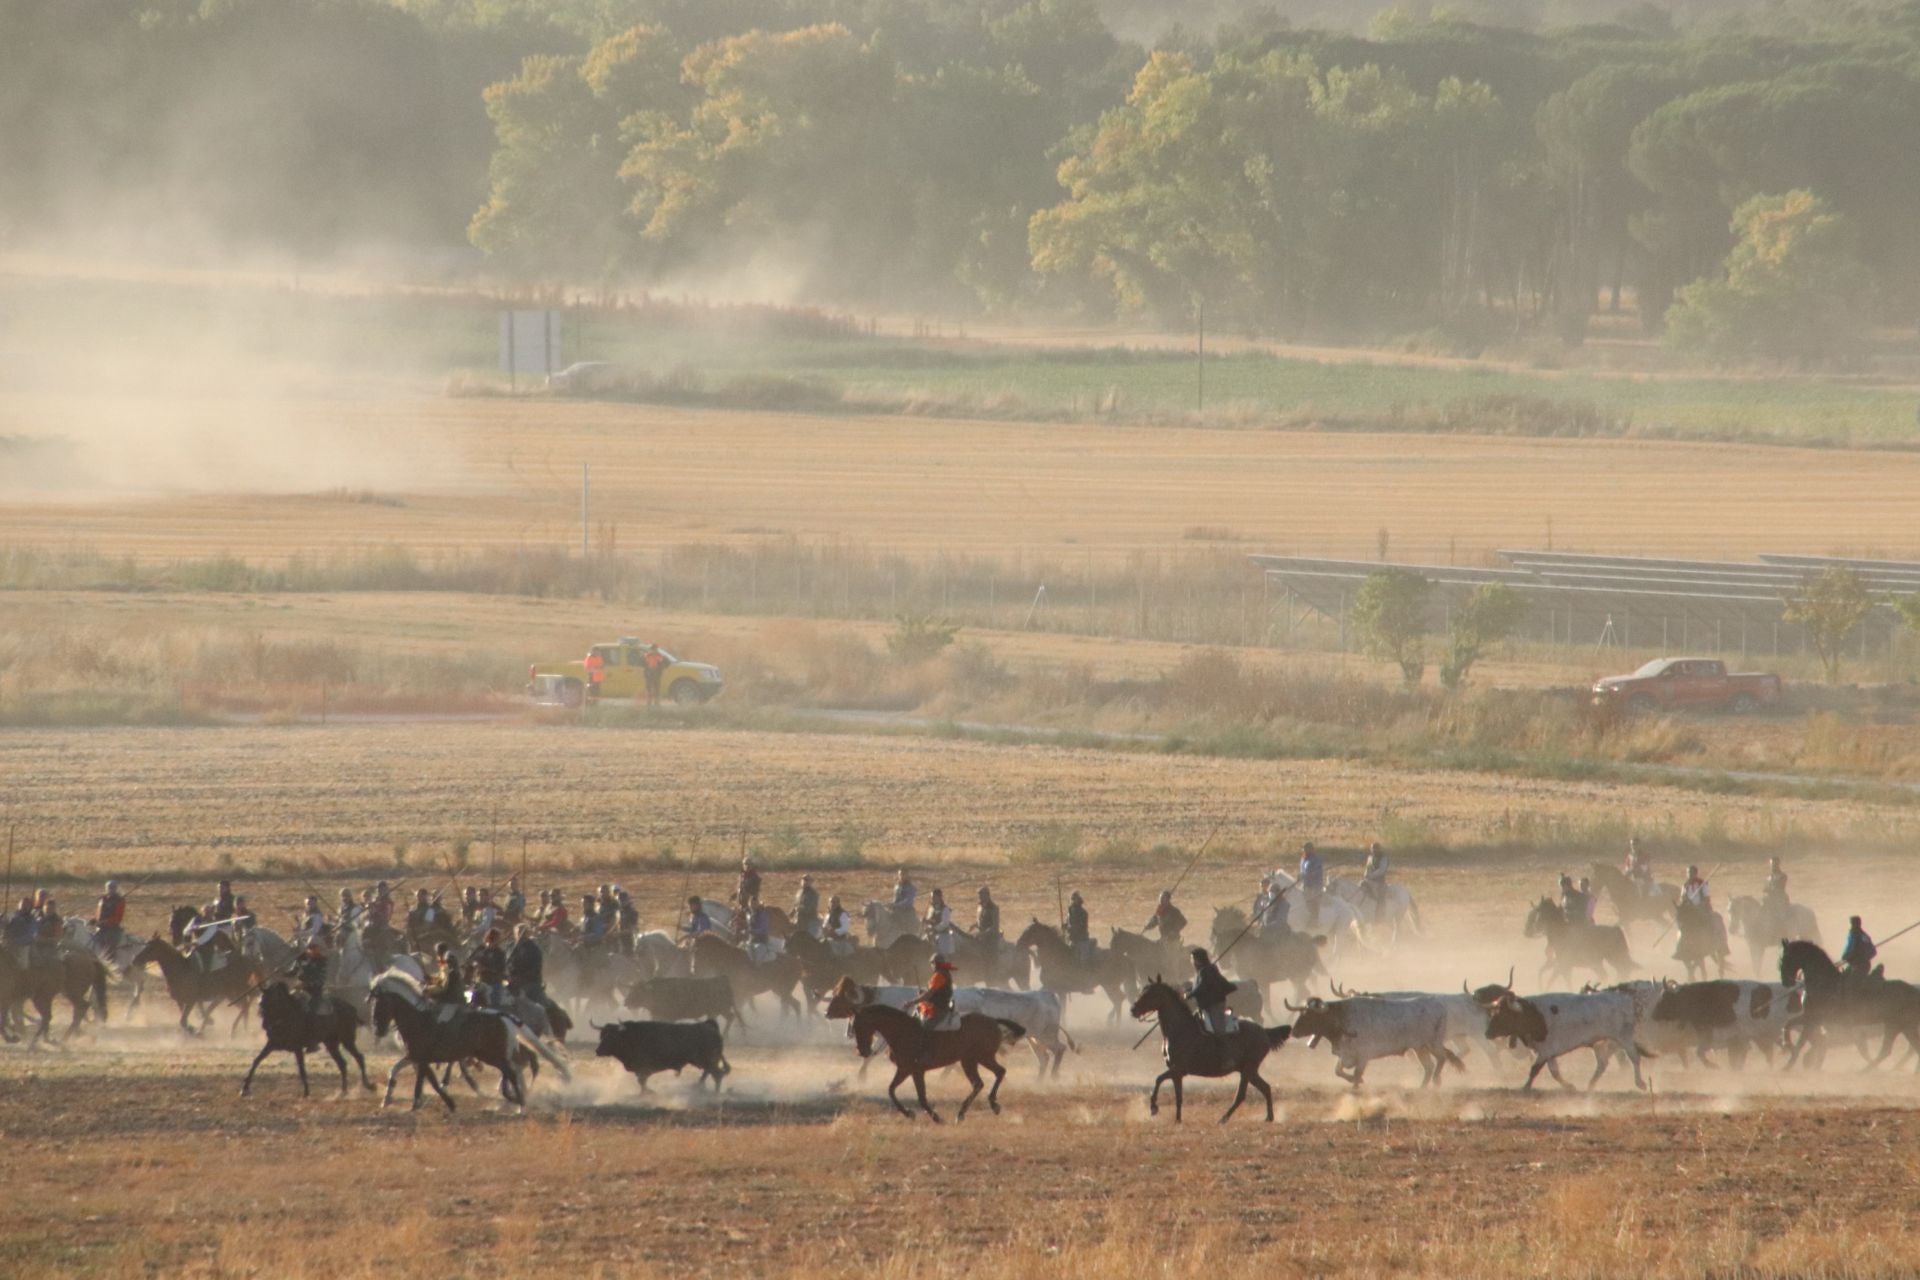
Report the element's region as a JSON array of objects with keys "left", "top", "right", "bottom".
[{"left": 5, "top": 394, "right": 1920, "bottom": 566}]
